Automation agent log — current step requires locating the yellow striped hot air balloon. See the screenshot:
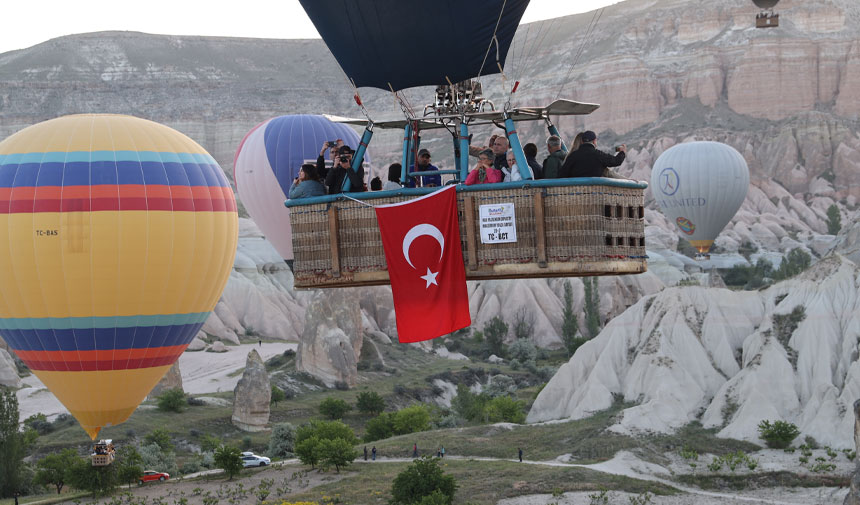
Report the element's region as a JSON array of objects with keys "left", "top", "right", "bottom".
[{"left": 0, "top": 114, "right": 238, "bottom": 439}]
